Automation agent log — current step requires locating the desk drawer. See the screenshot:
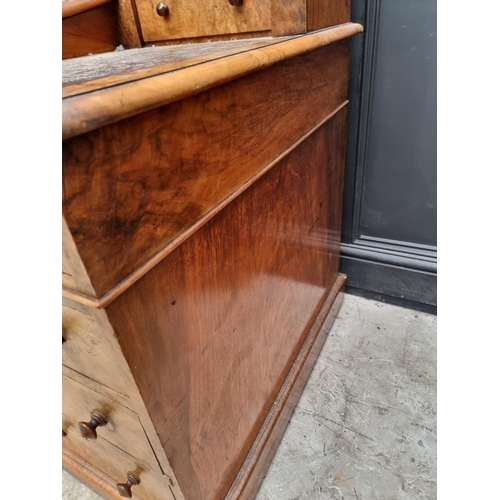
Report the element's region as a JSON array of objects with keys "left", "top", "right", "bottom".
[
  {"left": 62, "top": 374, "right": 160, "bottom": 472},
  {"left": 136, "top": 0, "right": 271, "bottom": 43},
  {"left": 63, "top": 415, "right": 175, "bottom": 500},
  {"left": 62, "top": 300, "right": 131, "bottom": 398}
]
